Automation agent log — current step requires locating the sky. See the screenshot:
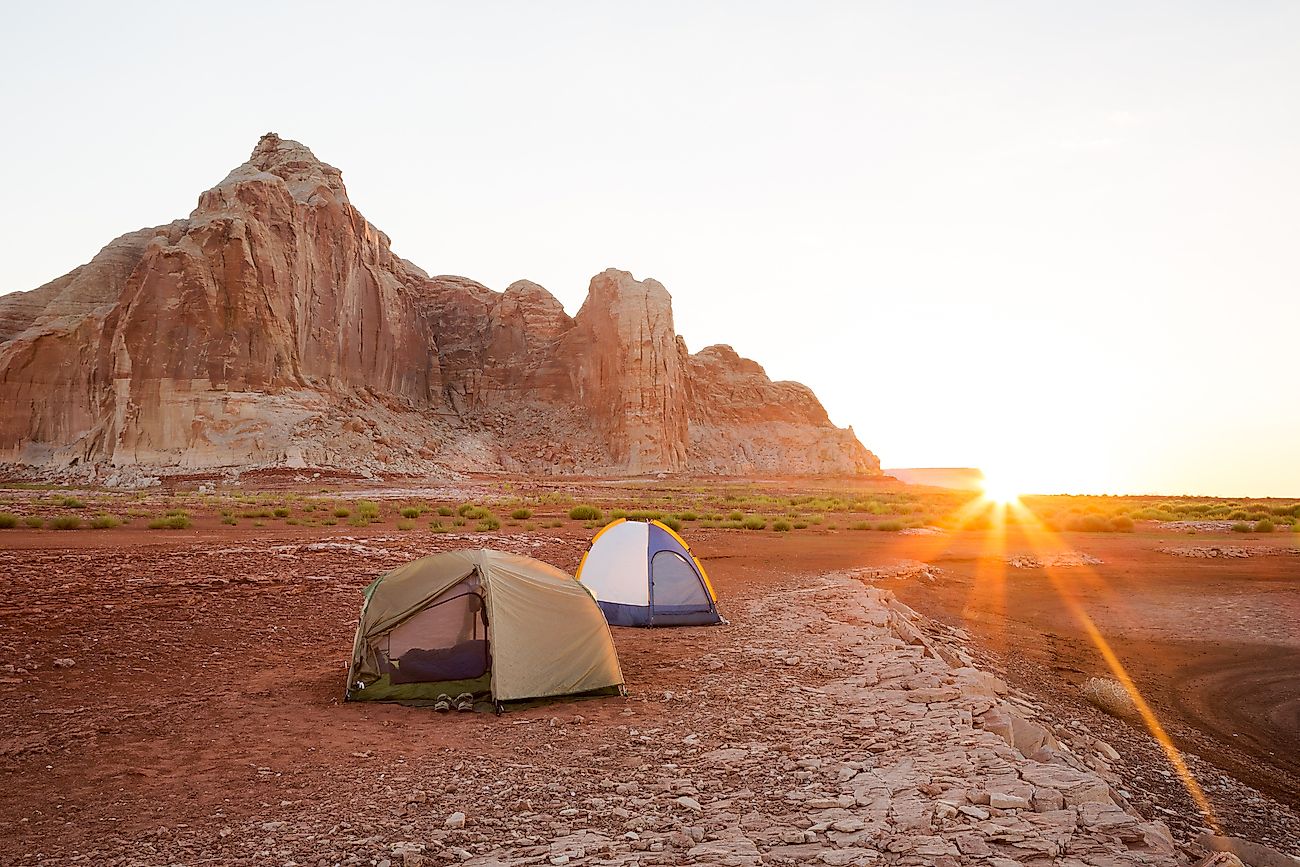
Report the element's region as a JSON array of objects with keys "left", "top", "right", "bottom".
[{"left": 2, "top": 2, "right": 1297, "bottom": 497}]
